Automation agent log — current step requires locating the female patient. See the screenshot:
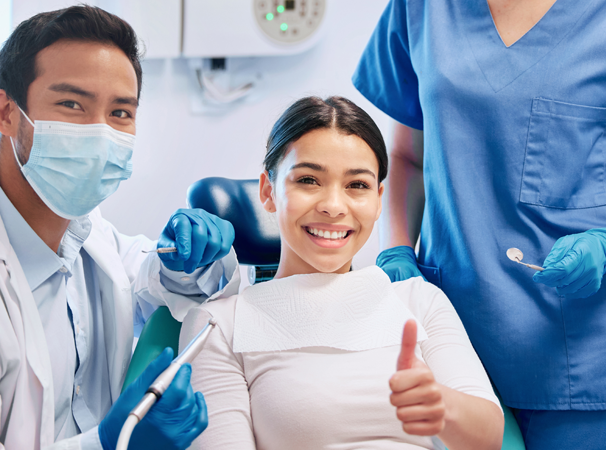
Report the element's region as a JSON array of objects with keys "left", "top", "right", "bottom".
[{"left": 180, "top": 96, "right": 504, "bottom": 450}]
